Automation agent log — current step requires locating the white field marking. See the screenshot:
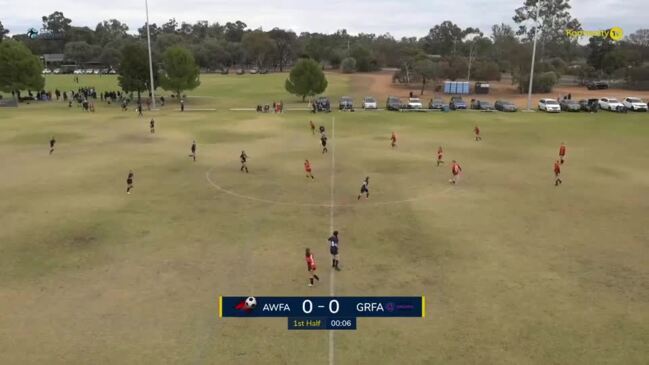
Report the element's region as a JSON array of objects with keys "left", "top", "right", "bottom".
[
  {"left": 205, "top": 168, "right": 452, "bottom": 208},
  {"left": 328, "top": 116, "right": 335, "bottom": 365},
  {"left": 179, "top": 108, "right": 217, "bottom": 111},
  {"left": 228, "top": 107, "right": 312, "bottom": 112}
]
